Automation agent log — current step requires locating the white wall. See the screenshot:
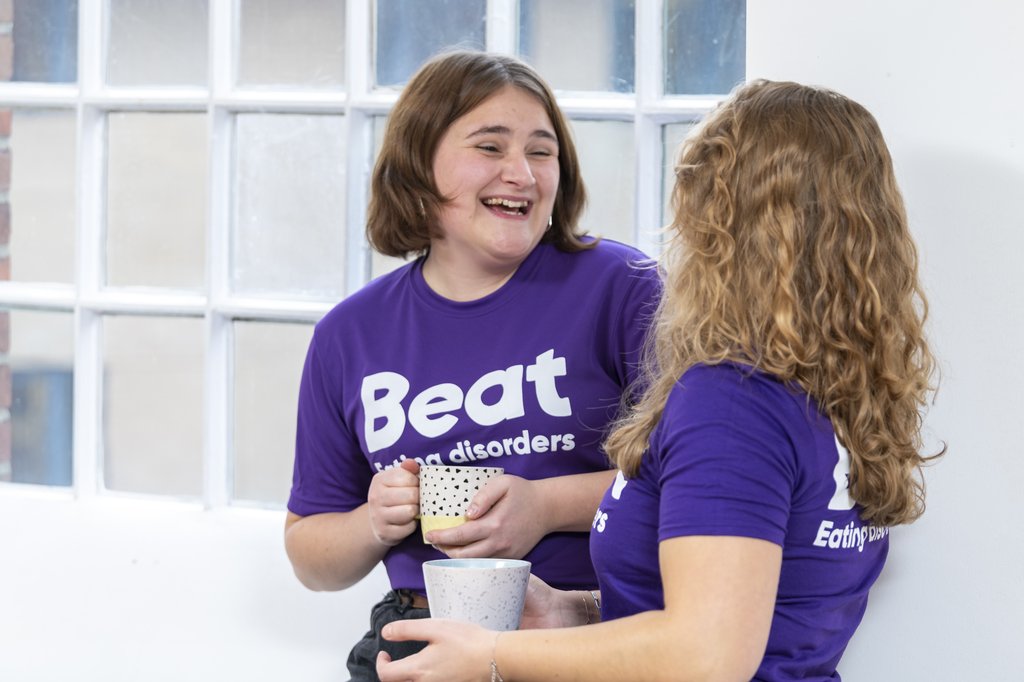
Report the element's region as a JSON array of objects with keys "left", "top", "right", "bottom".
[
  {"left": 747, "top": 1, "right": 1024, "bottom": 678},
  {"left": 0, "top": 490, "right": 389, "bottom": 680},
  {"left": 1, "top": 3, "right": 1021, "bottom": 680}
]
